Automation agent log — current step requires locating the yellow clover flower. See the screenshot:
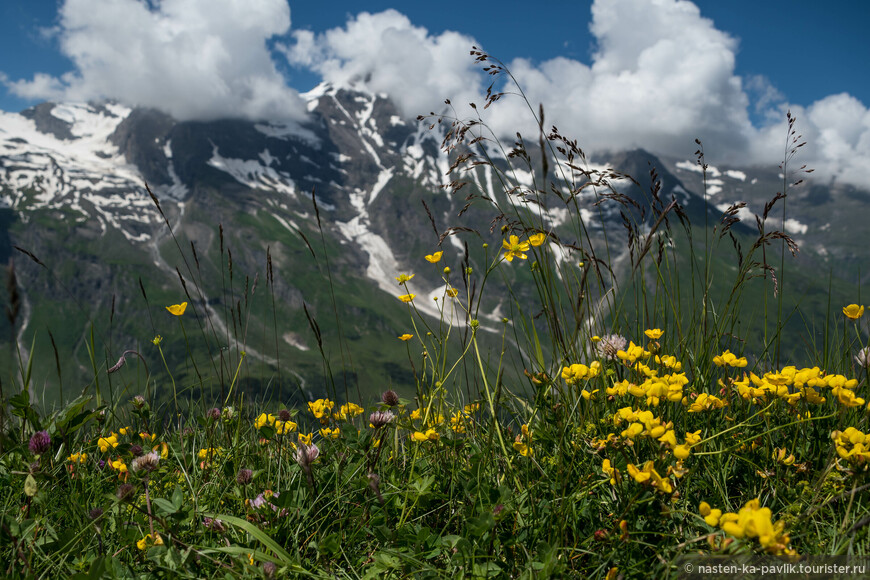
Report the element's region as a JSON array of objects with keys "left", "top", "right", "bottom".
[
  {"left": 412, "top": 428, "right": 439, "bottom": 442},
  {"left": 254, "top": 413, "right": 276, "bottom": 430},
  {"left": 98, "top": 434, "right": 119, "bottom": 453},
  {"left": 136, "top": 533, "right": 164, "bottom": 551},
  {"left": 319, "top": 427, "right": 340, "bottom": 439},
  {"left": 166, "top": 302, "right": 187, "bottom": 316},
  {"left": 68, "top": 452, "right": 88, "bottom": 464}
]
